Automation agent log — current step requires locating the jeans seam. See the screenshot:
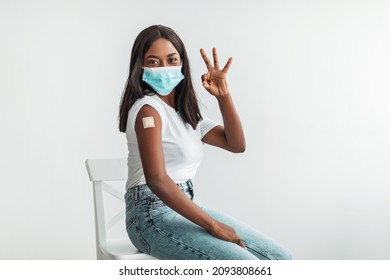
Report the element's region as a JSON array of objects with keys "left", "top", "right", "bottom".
[
  {"left": 245, "top": 243, "right": 275, "bottom": 260},
  {"left": 127, "top": 217, "right": 151, "bottom": 255}
]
